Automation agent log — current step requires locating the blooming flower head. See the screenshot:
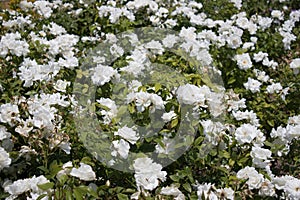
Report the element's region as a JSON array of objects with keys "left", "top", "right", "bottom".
[
  {"left": 114, "top": 126, "right": 139, "bottom": 144},
  {"left": 284, "top": 178, "right": 300, "bottom": 200},
  {"left": 97, "top": 98, "right": 118, "bottom": 124},
  {"left": 161, "top": 111, "right": 177, "bottom": 123},
  {"left": 4, "top": 175, "right": 49, "bottom": 199},
  {"left": 290, "top": 58, "right": 300, "bottom": 75},
  {"left": 176, "top": 84, "right": 207, "bottom": 105},
  {"left": 266, "top": 83, "right": 282, "bottom": 94},
  {"left": 235, "top": 53, "right": 252, "bottom": 70},
  {"left": 53, "top": 79, "right": 71, "bottom": 92},
  {"left": 91, "top": 64, "right": 118, "bottom": 86},
  {"left": 0, "top": 147, "right": 11, "bottom": 171},
  {"left": 70, "top": 163, "right": 96, "bottom": 181},
  {"left": 243, "top": 78, "right": 261, "bottom": 93},
  {"left": 0, "top": 103, "right": 19, "bottom": 125},
  {"left": 111, "top": 139, "right": 130, "bottom": 159},
  {"left": 160, "top": 185, "right": 185, "bottom": 200},
  {"left": 250, "top": 146, "right": 272, "bottom": 168},
  {"left": 133, "top": 157, "right": 167, "bottom": 191},
  {"left": 235, "top": 123, "right": 261, "bottom": 144},
  {"left": 237, "top": 166, "right": 264, "bottom": 189},
  {"left": 271, "top": 10, "right": 284, "bottom": 20},
  {"left": 0, "top": 126, "right": 11, "bottom": 140}
]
